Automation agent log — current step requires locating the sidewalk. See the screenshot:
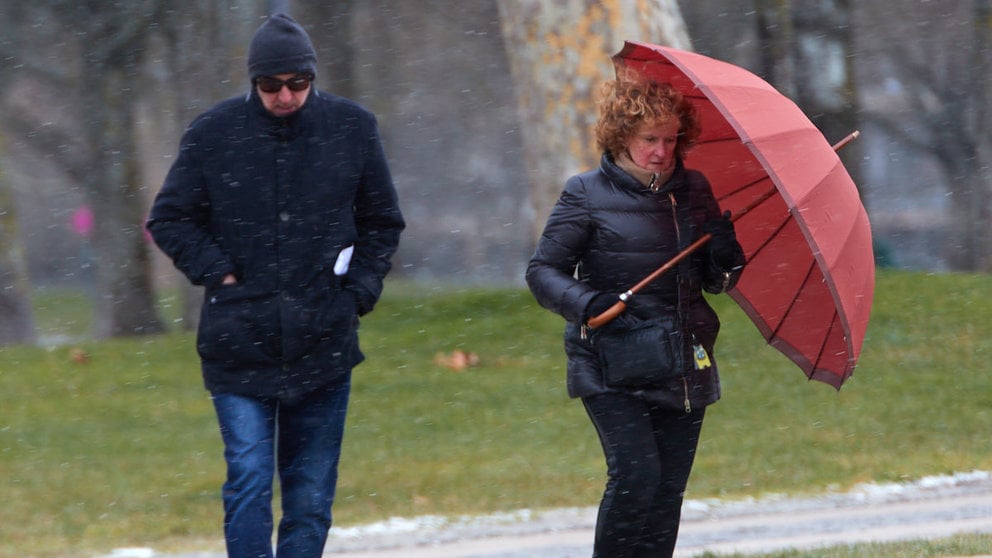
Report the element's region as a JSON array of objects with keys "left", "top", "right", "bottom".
[
  {"left": 323, "top": 472, "right": 992, "bottom": 557},
  {"left": 109, "top": 471, "right": 992, "bottom": 558}
]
